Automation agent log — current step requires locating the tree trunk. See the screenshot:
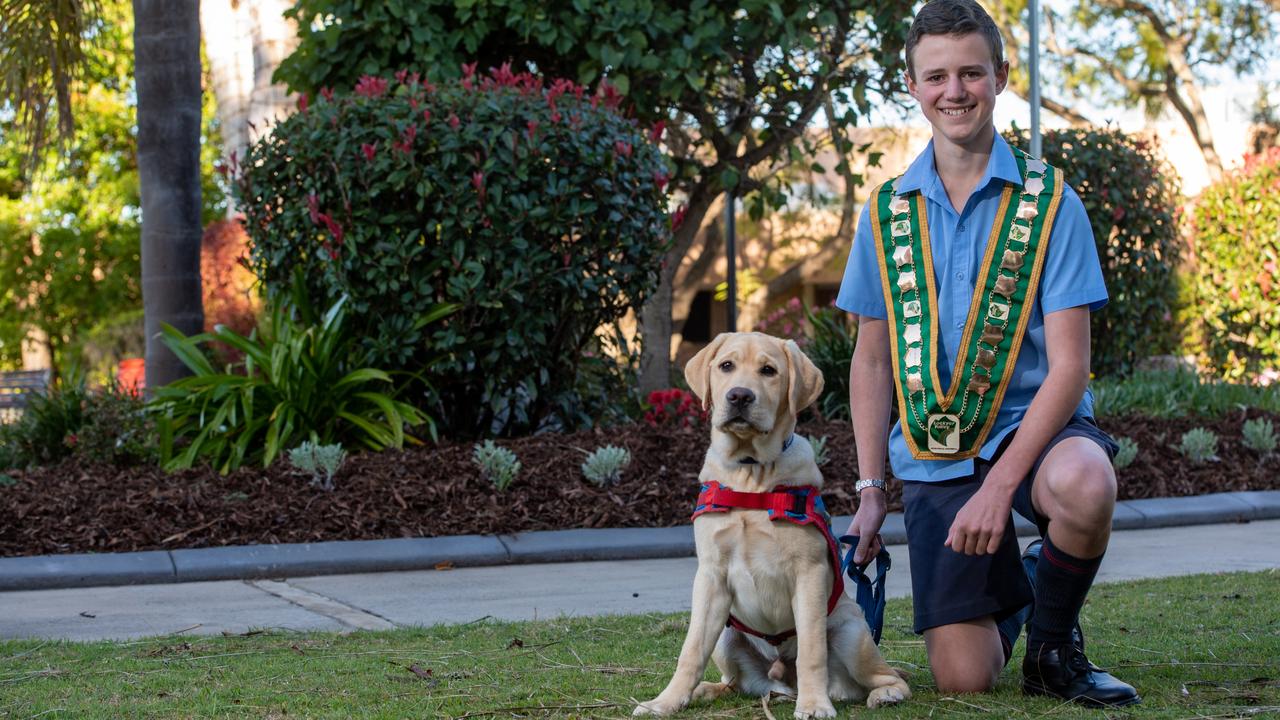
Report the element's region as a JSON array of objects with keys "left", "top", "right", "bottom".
[
  {"left": 201, "top": 0, "right": 253, "bottom": 214},
  {"left": 638, "top": 185, "right": 720, "bottom": 395},
  {"left": 135, "top": 0, "right": 204, "bottom": 391}
]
